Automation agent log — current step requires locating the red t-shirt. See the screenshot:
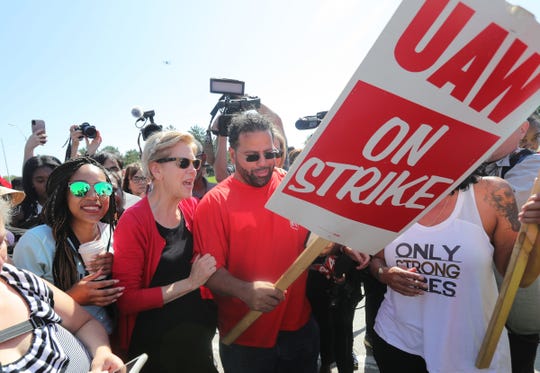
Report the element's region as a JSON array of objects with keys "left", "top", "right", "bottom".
[{"left": 193, "top": 171, "right": 311, "bottom": 347}]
